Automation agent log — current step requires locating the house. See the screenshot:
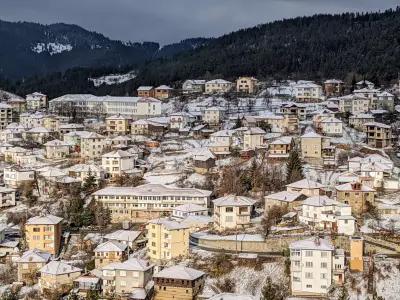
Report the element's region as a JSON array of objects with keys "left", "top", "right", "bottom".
[
  {"left": 192, "top": 150, "right": 216, "bottom": 174},
  {"left": 170, "top": 112, "right": 195, "bottom": 131},
  {"left": 203, "top": 106, "right": 225, "bottom": 126},
  {"left": 205, "top": 79, "right": 233, "bottom": 94},
  {"left": 43, "top": 115, "right": 61, "bottom": 132},
  {"left": 320, "top": 117, "right": 343, "bottom": 136},
  {"left": 146, "top": 218, "right": 190, "bottom": 261},
  {"left": 243, "top": 127, "right": 265, "bottom": 150},
  {"left": 104, "top": 230, "right": 144, "bottom": 250},
  {"left": 26, "top": 92, "right": 47, "bottom": 110},
  {"left": 94, "top": 240, "right": 128, "bottom": 268},
  {"left": 154, "top": 85, "right": 174, "bottom": 100},
  {"left": 73, "top": 275, "right": 102, "bottom": 298},
  {"left": 290, "top": 237, "right": 345, "bottom": 296},
  {"left": 101, "top": 258, "right": 154, "bottom": 297},
  {"left": 208, "top": 130, "right": 233, "bottom": 156},
  {"left": 299, "top": 196, "right": 356, "bottom": 235},
  {"left": 349, "top": 236, "right": 364, "bottom": 272},
  {"left": 39, "top": 261, "right": 82, "bottom": 294},
  {"left": 377, "top": 91, "right": 395, "bottom": 111},
  {"left": 101, "top": 149, "right": 136, "bottom": 178},
  {"left": 301, "top": 132, "right": 335, "bottom": 165},
  {"left": 281, "top": 102, "right": 307, "bottom": 121},
  {"left": 324, "top": 79, "right": 344, "bottom": 97},
  {"left": 153, "top": 265, "right": 205, "bottom": 300},
  {"left": 337, "top": 94, "right": 369, "bottom": 115},
  {"left": 236, "top": 77, "right": 258, "bottom": 94},
  {"left": 3, "top": 166, "right": 35, "bottom": 188},
  {"left": 106, "top": 115, "right": 131, "bottom": 136},
  {"left": 0, "top": 103, "right": 14, "bottom": 130},
  {"left": 137, "top": 86, "right": 155, "bottom": 98},
  {"left": 349, "top": 114, "right": 375, "bottom": 130},
  {"left": 268, "top": 136, "right": 295, "bottom": 158},
  {"left": 182, "top": 80, "right": 206, "bottom": 94},
  {"left": 44, "top": 139, "right": 71, "bottom": 159},
  {"left": 293, "top": 82, "right": 323, "bottom": 102},
  {"left": 264, "top": 191, "right": 305, "bottom": 213},
  {"left": 16, "top": 249, "right": 51, "bottom": 284},
  {"left": 67, "top": 163, "right": 105, "bottom": 184},
  {"left": 356, "top": 80, "right": 375, "bottom": 89},
  {"left": 286, "top": 179, "right": 326, "bottom": 197},
  {"left": 25, "top": 214, "right": 63, "bottom": 255},
  {"left": 172, "top": 204, "right": 209, "bottom": 219},
  {"left": 93, "top": 184, "right": 212, "bottom": 223},
  {"left": 80, "top": 132, "right": 106, "bottom": 158},
  {"left": 335, "top": 182, "right": 375, "bottom": 215},
  {"left": 23, "top": 126, "right": 51, "bottom": 144},
  {"left": 212, "top": 195, "right": 256, "bottom": 230},
  {"left": 0, "top": 187, "right": 17, "bottom": 208},
  {"left": 59, "top": 123, "right": 85, "bottom": 134},
  {"left": 363, "top": 122, "right": 392, "bottom": 149}
]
